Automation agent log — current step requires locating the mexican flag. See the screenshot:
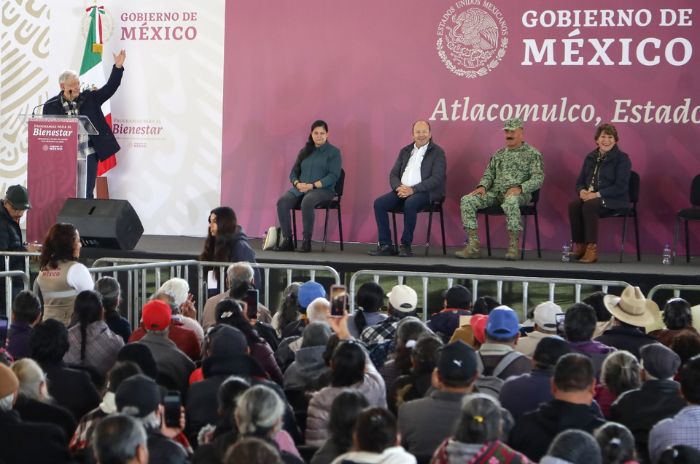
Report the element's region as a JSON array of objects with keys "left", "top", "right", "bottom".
[{"left": 80, "top": 5, "right": 116, "bottom": 175}]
